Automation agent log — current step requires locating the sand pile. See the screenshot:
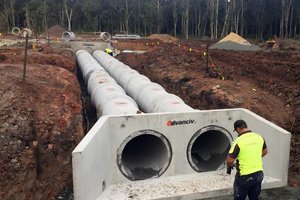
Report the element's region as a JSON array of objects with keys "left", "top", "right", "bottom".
[{"left": 210, "top": 32, "right": 261, "bottom": 51}]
